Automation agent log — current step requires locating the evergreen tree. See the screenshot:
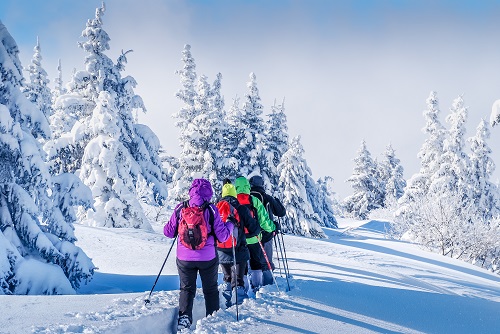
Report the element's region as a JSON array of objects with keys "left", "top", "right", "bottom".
[
  {"left": 22, "top": 37, "right": 52, "bottom": 124},
  {"left": 51, "top": 173, "right": 93, "bottom": 236},
  {"left": 193, "top": 75, "right": 219, "bottom": 189},
  {"left": 393, "top": 95, "right": 500, "bottom": 272},
  {"left": 307, "top": 176, "right": 338, "bottom": 228},
  {"left": 52, "top": 59, "right": 67, "bottom": 100},
  {"left": 45, "top": 3, "right": 168, "bottom": 224},
  {"left": 0, "top": 21, "right": 95, "bottom": 294},
  {"left": 401, "top": 92, "right": 446, "bottom": 203},
  {"left": 379, "top": 144, "right": 406, "bottom": 206},
  {"left": 173, "top": 44, "right": 197, "bottom": 131},
  {"left": 218, "top": 96, "right": 243, "bottom": 181},
  {"left": 344, "top": 140, "right": 381, "bottom": 219},
  {"left": 208, "top": 72, "right": 230, "bottom": 194},
  {"left": 210, "top": 72, "right": 224, "bottom": 116},
  {"left": 144, "top": 151, "right": 177, "bottom": 223},
  {"left": 239, "top": 73, "right": 266, "bottom": 176},
  {"left": 78, "top": 92, "right": 150, "bottom": 229},
  {"left": 468, "top": 119, "right": 498, "bottom": 220},
  {"left": 46, "top": 3, "right": 111, "bottom": 169},
  {"left": 170, "top": 74, "right": 216, "bottom": 204},
  {"left": 169, "top": 44, "right": 199, "bottom": 204},
  {"left": 264, "top": 98, "right": 289, "bottom": 196},
  {"left": 200, "top": 74, "right": 226, "bottom": 194},
  {"left": 325, "top": 177, "right": 345, "bottom": 218},
  {"left": 161, "top": 151, "right": 178, "bottom": 188},
  {"left": 278, "top": 136, "right": 325, "bottom": 238},
  {"left": 429, "top": 95, "right": 471, "bottom": 201}
]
